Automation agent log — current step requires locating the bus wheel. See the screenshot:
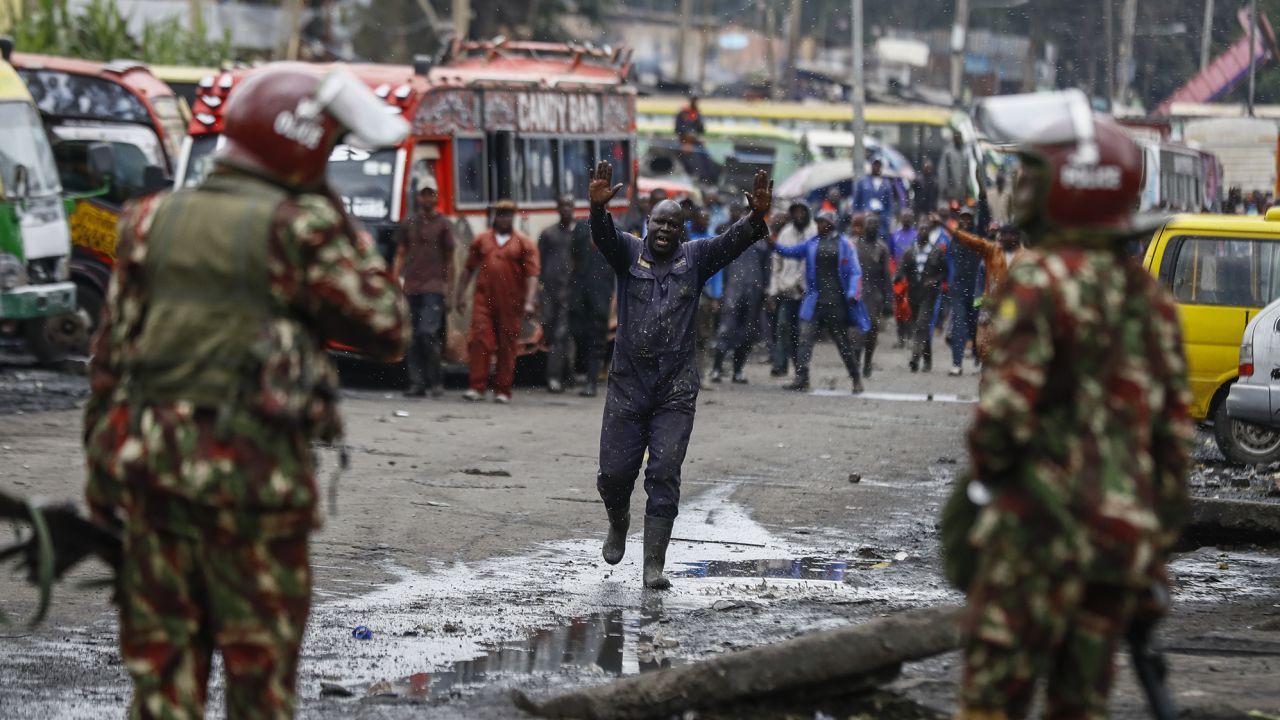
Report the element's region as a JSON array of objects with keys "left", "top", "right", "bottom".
[{"left": 1213, "top": 400, "right": 1280, "bottom": 465}]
